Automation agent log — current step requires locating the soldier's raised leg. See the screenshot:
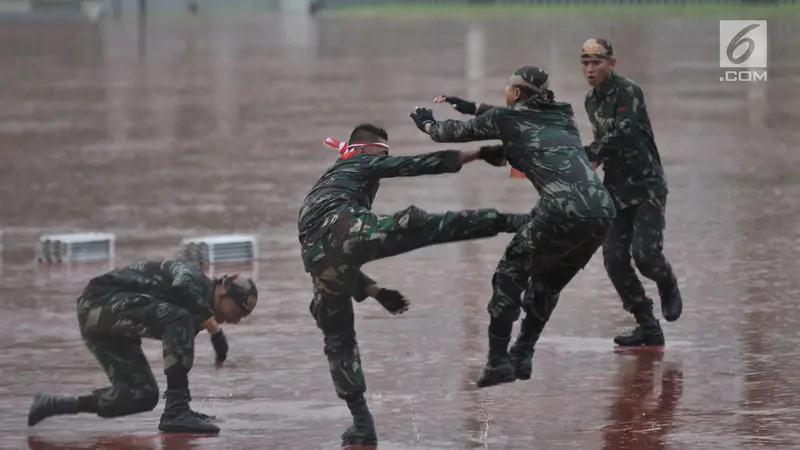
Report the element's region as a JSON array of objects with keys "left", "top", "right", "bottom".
[
  {"left": 309, "top": 265, "right": 376, "bottom": 447},
  {"left": 603, "top": 208, "right": 664, "bottom": 347},
  {"left": 630, "top": 196, "right": 682, "bottom": 322},
  {"left": 357, "top": 206, "right": 529, "bottom": 262}
]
